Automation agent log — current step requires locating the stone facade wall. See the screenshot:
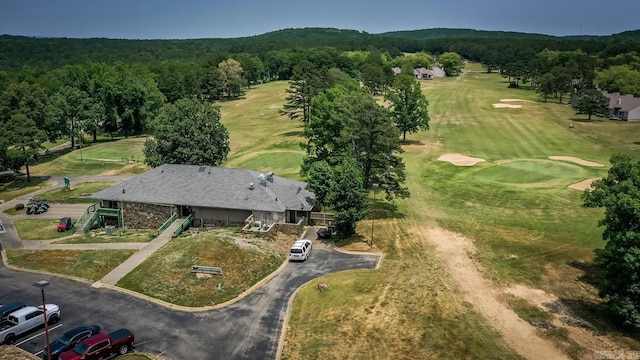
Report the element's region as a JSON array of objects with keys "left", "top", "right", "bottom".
[
  {"left": 271, "top": 221, "right": 305, "bottom": 237},
  {"left": 122, "top": 202, "right": 174, "bottom": 229}
]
